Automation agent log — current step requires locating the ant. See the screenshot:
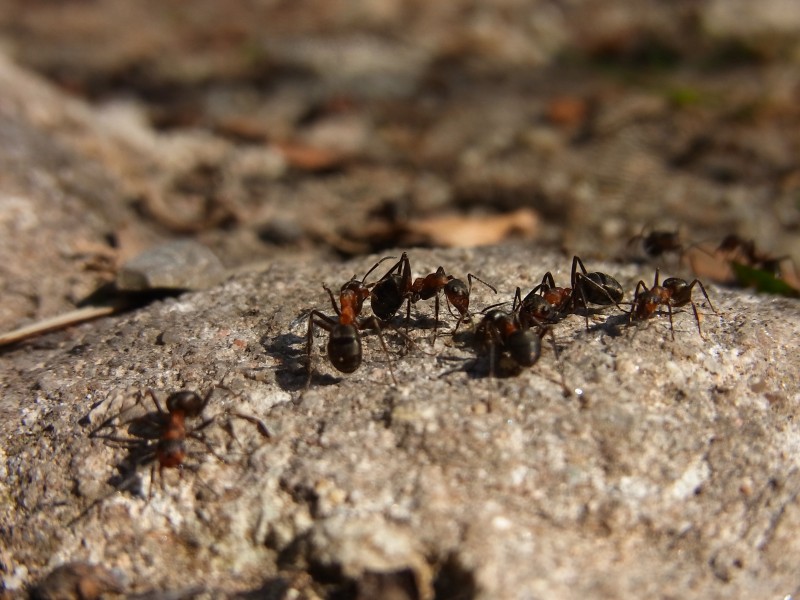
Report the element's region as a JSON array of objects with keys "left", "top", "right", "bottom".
[
  {"left": 369, "top": 252, "right": 496, "bottom": 339},
  {"left": 715, "top": 234, "right": 797, "bottom": 279},
  {"left": 90, "top": 388, "right": 220, "bottom": 494},
  {"left": 474, "top": 308, "right": 546, "bottom": 377},
  {"left": 515, "top": 272, "right": 572, "bottom": 326},
  {"left": 570, "top": 256, "right": 627, "bottom": 330},
  {"left": 626, "top": 228, "right": 684, "bottom": 262},
  {"left": 411, "top": 269, "right": 496, "bottom": 339},
  {"left": 306, "top": 255, "right": 398, "bottom": 384},
  {"left": 68, "top": 387, "right": 224, "bottom": 525},
  {"left": 629, "top": 269, "right": 717, "bottom": 339}
]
